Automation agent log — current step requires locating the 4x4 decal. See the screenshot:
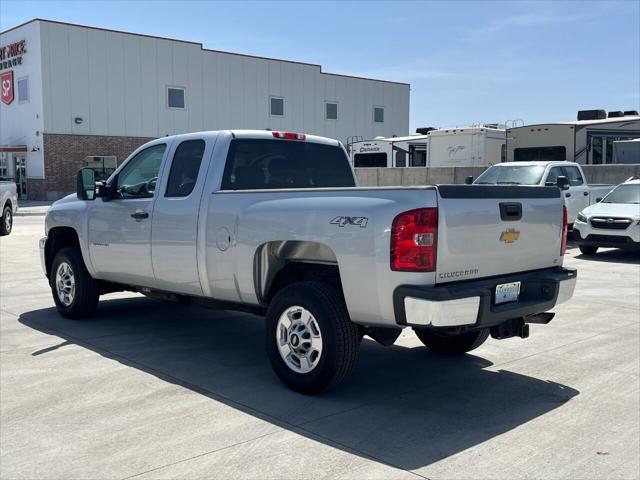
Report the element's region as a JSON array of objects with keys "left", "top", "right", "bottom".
[{"left": 330, "top": 216, "right": 368, "bottom": 228}]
